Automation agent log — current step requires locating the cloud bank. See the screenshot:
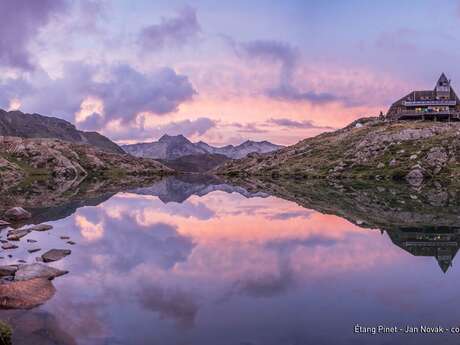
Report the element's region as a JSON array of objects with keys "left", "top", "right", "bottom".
[
  {"left": 0, "top": 62, "right": 196, "bottom": 129},
  {"left": 139, "top": 6, "right": 200, "bottom": 51},
  {"left": 0, "top": 0, "right": 68, "bottom": 70}
]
